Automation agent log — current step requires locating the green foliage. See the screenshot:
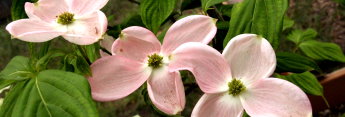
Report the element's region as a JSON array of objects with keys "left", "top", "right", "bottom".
[
  {"left": 201, "top": 0, "right": 228, "bottom": 11},
  {"left": 276, "top": 52, "right": 320, "bottom": 73},
  {"left": 62, "top": 54, "right": 92, "bottom": 76},
  {"left": 82, "top": 44, "right": 100, "bottom": 63},
  {"left": 217, "top": 5, "right": 233, "bottom": 17},
  {"left": 223, "top": 0, "right": 289, "bottom": 49},
  {"left": 332, "top": 0, "right": 345, "bottom": 5},
  {"left": 0, "top": 56, "right": 31, "bottom": 81},
  {"left": 0, "top": 70, "right": 99, "bottom": 117},
  {"left": 282, "top": 16, "right": 295, "bottom": 31},
  {"left": 299, "top": 40, "right": 345, "bottom": 62},
  {"left": 0, "top": 79, "right": 16, "bottom": 90},
  {"left": 287, "top": 28, "right": 317, "bottom": 44},
  {"left": 275, "top": 72, "right": 323, "bottom": 96},
  {"left": 11, "top": 0, "right": 37, "bottom": 20},
  {"left": 107, "top": 14, "right": 145, "bottom": 39},
  {"left": 286, "top": 28, "right": 345, "bottom": 62},
  {"left": 120, "top": 14, "right": 145, "bottom": 29},
  {"left": 140, "top": 0, "right": 177, "bottom": 33}
]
